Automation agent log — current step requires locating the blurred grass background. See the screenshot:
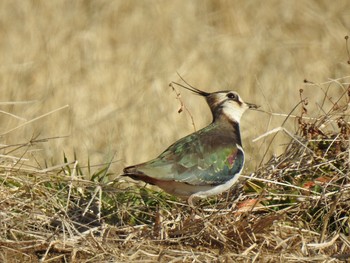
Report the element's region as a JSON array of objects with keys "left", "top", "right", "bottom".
[{"left": 0, "top": 0, "right": 349, "bottom": 174}]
